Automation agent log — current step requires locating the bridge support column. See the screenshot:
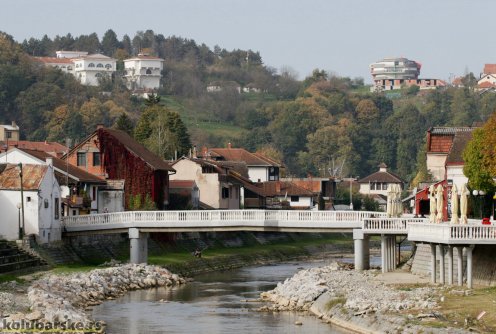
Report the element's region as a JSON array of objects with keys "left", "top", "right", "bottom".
[
  {"left": 456, "top": 246, "right": 463, "bottom": 286},
  {"left": 438, "top": 244, "right": 445, "bottom": 285},
  {"left": 129, "top": 228, "right": 148, "bottom": 264},
  {"left": 353, "top": 229, "right": 369, "bottom": 271},
  {"left": 381, "top": 235, "right": 387, "bottom": 273},
  {"left": 447, "top": 246, "right": 453, "bottom": 285},
  {"left": 389, "top": 236, "right": 396, "bottom": 271},
  {"left": 430, "top": 243, "right": 437, "bottom": 284},
  {"left": 466, "top": 245, "right": 473, "bottom": 289}
]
